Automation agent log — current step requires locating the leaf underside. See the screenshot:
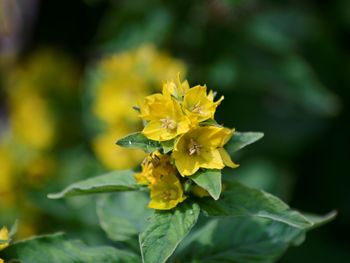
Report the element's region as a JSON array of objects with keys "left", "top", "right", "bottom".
[{"left": 191, "top": 169, "right": 222, "bottom": 200}]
